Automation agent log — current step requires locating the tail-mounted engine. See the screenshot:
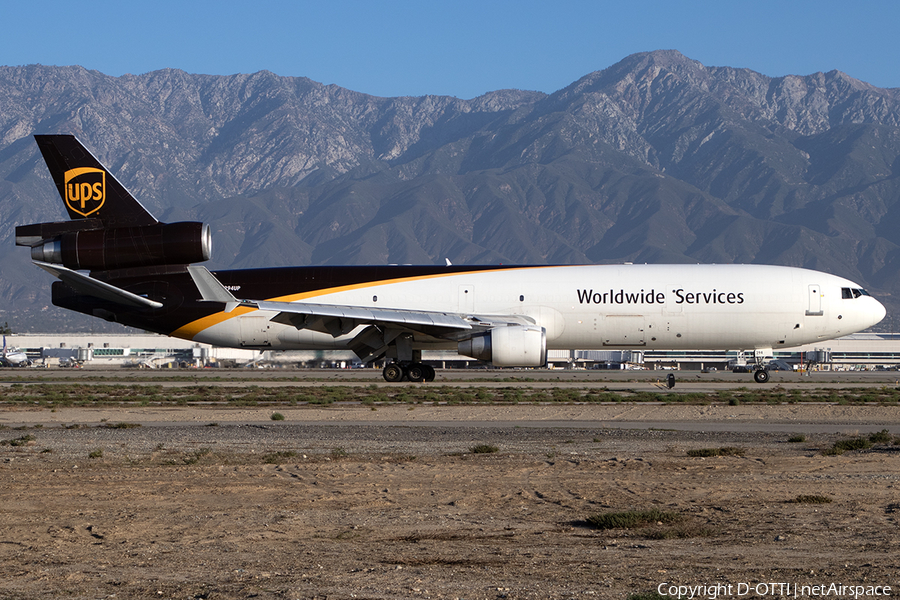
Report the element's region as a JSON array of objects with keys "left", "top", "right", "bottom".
[
  {"left": 458, "top": 325, "right": 547, "bottom": 367},
  {"left": 16, "top": 220, "right": 211, "bottom": 271}
]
